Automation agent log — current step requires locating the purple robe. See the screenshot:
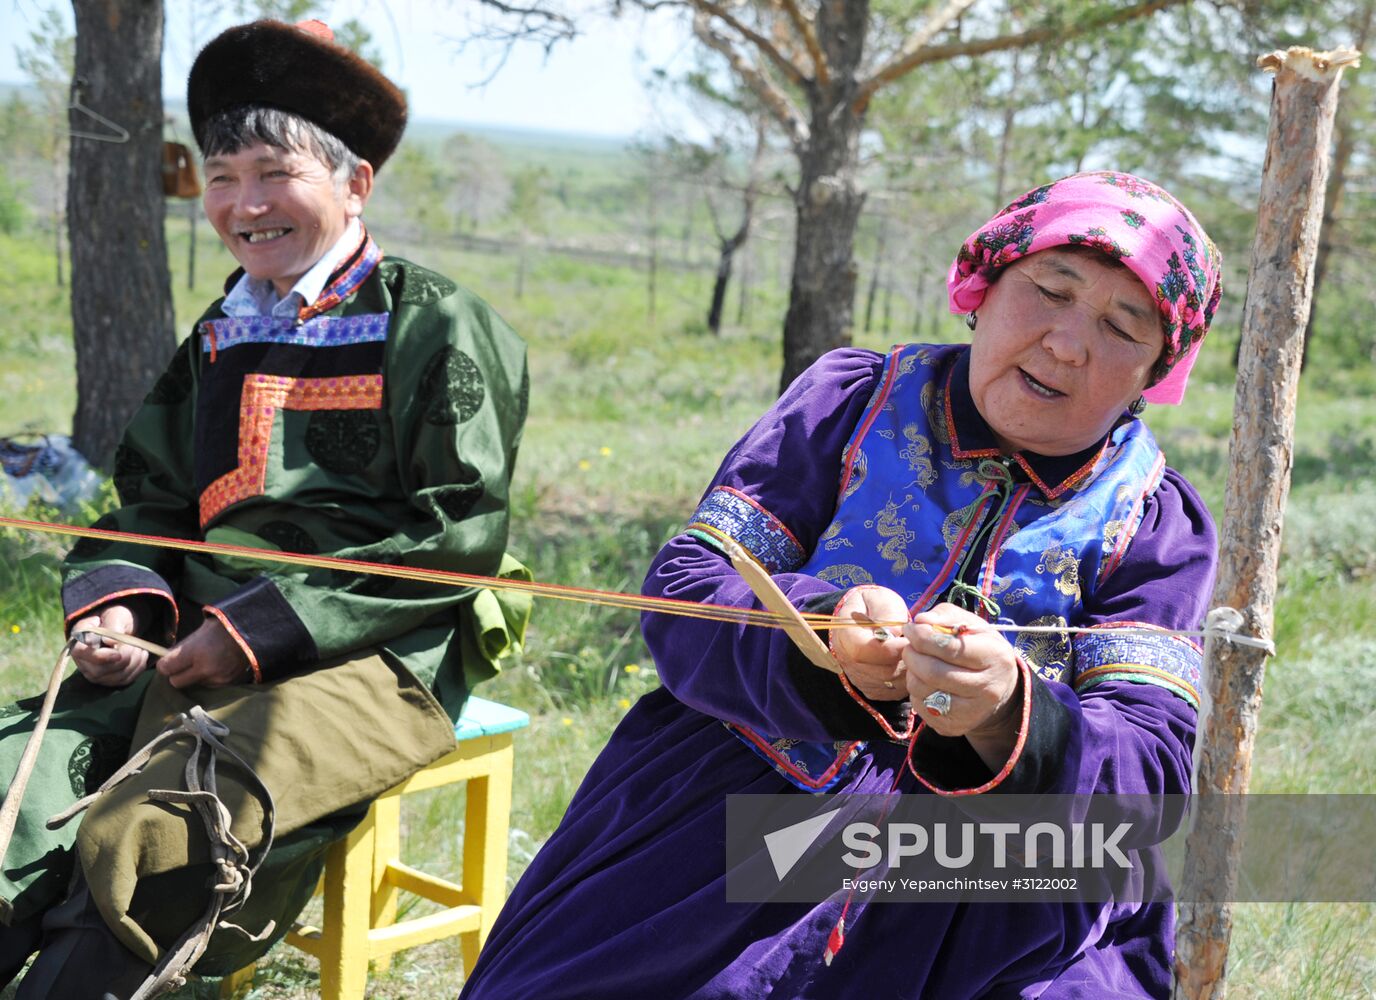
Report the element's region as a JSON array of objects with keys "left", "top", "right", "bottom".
[{"left": 460, "top": 348, "right": 1217, "bottom": 999}]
